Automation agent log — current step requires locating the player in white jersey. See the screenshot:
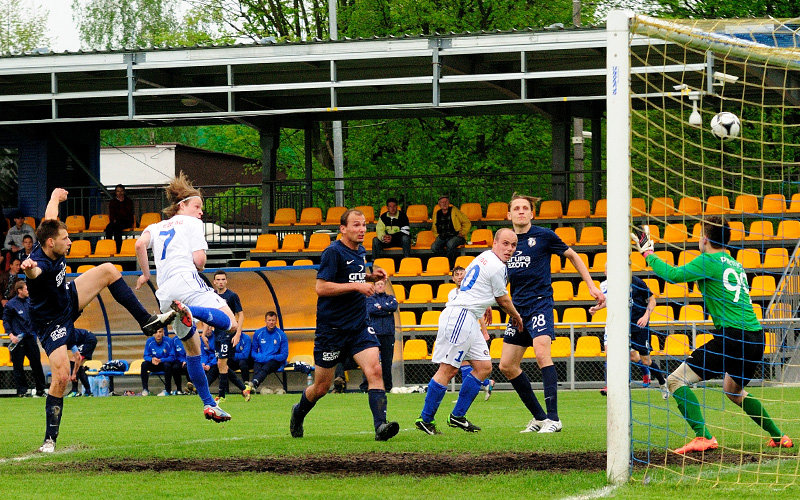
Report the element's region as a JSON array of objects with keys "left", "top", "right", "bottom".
[
  {"left": 416, "top": 228, "right": 524, "bottom": 434},
  {"left": 135, "top": 172, "right": 235, "bottom": 423}
]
